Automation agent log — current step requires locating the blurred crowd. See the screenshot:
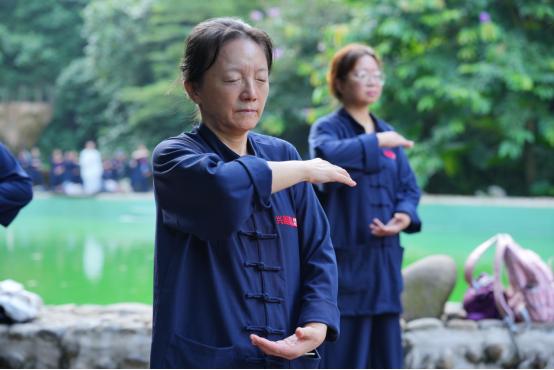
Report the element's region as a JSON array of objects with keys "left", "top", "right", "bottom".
[{"left": 17, "top": 141, "right": 152, "bottom": 195}]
